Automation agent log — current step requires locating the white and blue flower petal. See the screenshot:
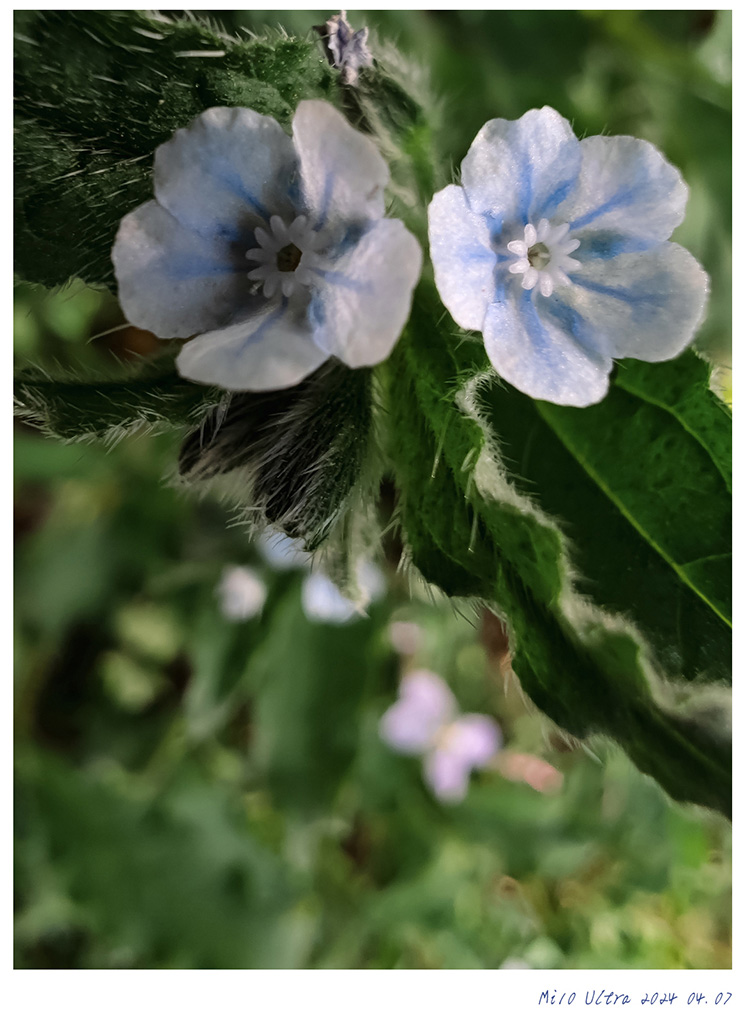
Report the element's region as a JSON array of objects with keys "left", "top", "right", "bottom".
[
  {"left": 428, "top": 185, "right": 497, "bottom": 331},
  {"left": 429, "top": 107, "right": 708, "bottom": 407},
  {"left": 115, "top": 101, "right": 420, "bottom": 390},
  {"left": 113, "top": 200, "right": 256, "bottom": 338},
  {"left": 308, "top": 218, "right": 422, "bottom": 367},
  {"left": 460, "top": 107, "right": 581, "bottom": 227},
  {"left": 555, "top": 135, "right": 688, "bottom": 251},
  {"left": 154, "top": 107, "right": 297, "bottom": 240},
  {"left": 176, "top": 302, "right": 327, "bottom": 391},
  {"left": 292, "top": 99, "right": 389, "bottom": 230},
  {"left": 565, "top": 243, "right": 709, "bottom": 362},
  {"left": 301, "top": 572, "right": 357, "bottom": 624},
  {"left": 483, "top": 289, "right": 614, "bottom": 407}
]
